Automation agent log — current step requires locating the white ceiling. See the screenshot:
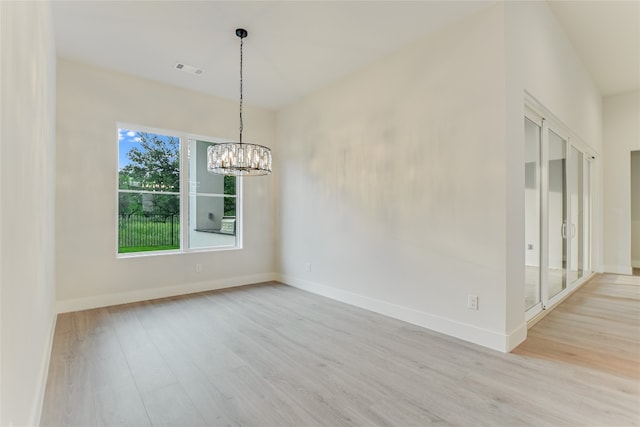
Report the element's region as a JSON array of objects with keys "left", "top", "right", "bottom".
[
  {"left": 547, "top": 0, "right": 640, "bottom": 97},
  {"left": 52, "top": 1, "right": 639, "bottom": 110}
]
